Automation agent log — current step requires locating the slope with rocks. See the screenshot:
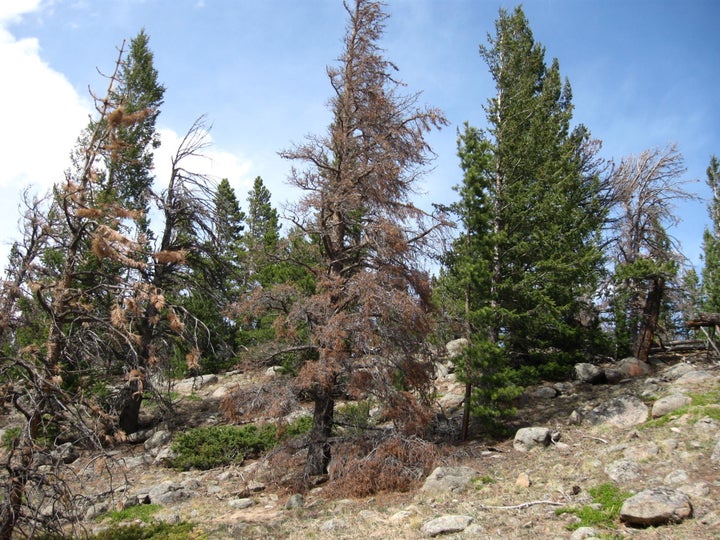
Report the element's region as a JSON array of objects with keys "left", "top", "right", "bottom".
[{"left": 4, "top": 350, "right": 720, "bottom": 539}]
